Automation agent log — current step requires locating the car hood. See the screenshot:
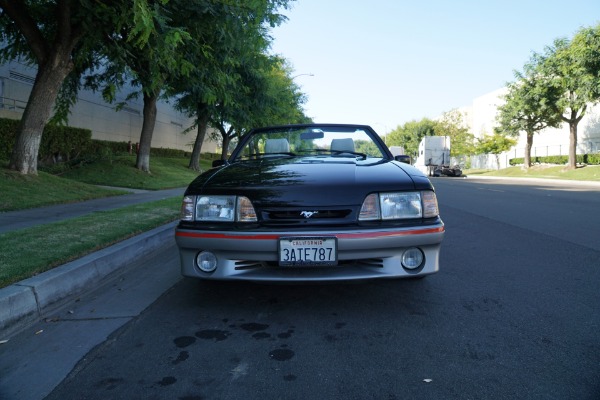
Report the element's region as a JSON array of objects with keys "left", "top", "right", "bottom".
[{"left": 186, "top": 158, "right": 432, "bottom": 206}]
